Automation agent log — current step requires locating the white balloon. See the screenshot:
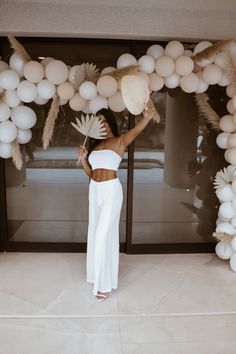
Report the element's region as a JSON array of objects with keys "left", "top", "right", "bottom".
[
  {"left": 0, "top": 120, "right": 17, "bottom": 143},
  {"left": 108, "top": 91, "right": 125, "bottom": 112},
  {"left": 37, "top": 79, "right": 56, "bottom": 99},
  {"left": 17, "top": 80, "right": 37, "bottom": 103},
  {"left": 117, "top": 53, "right": 137, "bottom": 69},
  {"left": 149, "top": 73, "right": 164, "bottom": 91},
  {"left": 23, "top": 61, "right": 44, "bottom": 83},
  {"left": 3, "top": 90, "right": 21, "bottom": 108},
  {"left": 45, "top": 60, "right": 68, "bottom": 85},
  {"left": 230, "top": 253, "right": 236, "bottom": 272},
  {"left": 219, "top": 201, "right": 236, "bottom": 219},
  {"left": 68, "top": 65, "right": 85, "bottom": 85},
  {"left": 219, "top": 115, "right": 235, "bottom": 133},
  {"left": 218, "top": 211, "right": 232, "bottom": 222},
  {"left": 40, "top": 57, "right": 54, "bottom": 67},
  {"left": 226, "top": 84, "right": 236, "bottom": 98},
  {"left": 96, "top": 75, "right": 118, "bottom": 97},
  {"left": 215, "top": 241, "right": 234, "bottom": 260},
  {"left": 232, "top": 180, "right": 236, "bottom": 194},
  {"left": 59, "top": 97, "right": 68, "bottom": 106},
  {"left": 216, "top": 222, "right": 236, "bottom": 234},
  {"left": 11, "top": 106, "right": 37, "bottom": 129},
  {"left": 57, "top": 81, "right": 75, "bottom": 100},
  {"left": 228, "top": 133, "right": 236, "bottom": 147},
  {"left": 0, "top": 142, "right": 12, "bottom": 158},
  {"left": 0, "top": 69, "right": 20, "bottom": 90},
  {"left": 0, "top": 103, "right": 11, "bottom": 122},
  {"left": 89, "top": 95, "right": 108, "bottom": 114},
  {"left": 165, "top": 72, "right": 180, "bottom": 88},
  {"left": 214, "top": 52, "right": 228, "bottom": 68},
  {"left": 195, "top": 76, "right": 209, "bottom": 93},
  {"left": 9, "top": 53, "right": 26, "bottom": 76},
  {"left": 202, "top": 64, "right": 223, "bottom": 85},
  {"left": 82, "top": 102, "right": 92, "bottom": 114},
  {"left": 216, "top": 184, "right": 234, "bottom": 202},
  {"left": 231, "top": 235, "right": 236, "bottom": 251},
  {"left": 193, "top": 41, "right": 212, "bottom": 55},
  {"left": 101, "top": 66, "right": 116, "bottom": 75},
  {"left": 175, "top": 55, "right": 194, "bottom": 76},
  {"left": 227, "top": 99, "right": 236, "bottom": 114},
  {"left": 0, "top": 60, "right": 9, "bottom": 73},
  {"left": 216, "top": 132, "right": 230, "bottom": 149},
  {"left": 231, "top": 216, "right": 236, "bottom": 228},
  {"left": 218, "top": 72, "right": 230, "bottom": 87},
  {"left": 79, "top": 81, "right": 97, "bottom": 100},
  {"left": 138, "top": 55, "right": 155, "bottom": 74},
  {"left": 165, "top": 41, "right": 184, "bottom": 59},
  {"left": 147, "top": 44, "right": 164, "bottom": 59},
  {"left": 69, "top": 93, "right": 87, "bottom": 111},
  {"left": 16, "top": 128, "right": 32, "bottom": 144},
  {"left": 155, "top": 56, "right": 175, "bottom": 77},
  {"left": 180, "top": 73, "right": 199, "bottom": 93},
  {"left": 34, "top": 95, "right": 48, "bottom": 105},
  {"left": 225, "top": 147, "right": 236, "bottom": 165}
]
